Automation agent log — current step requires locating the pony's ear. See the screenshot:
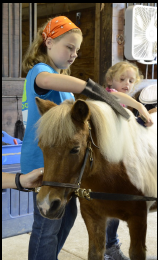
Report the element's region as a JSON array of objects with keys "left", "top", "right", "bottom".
[
  {"left": 35, "top": 97, "right": 57, "bottom": 115},
  {"left": 71, "top": 99, "right": 90, "bottom": 123}
]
